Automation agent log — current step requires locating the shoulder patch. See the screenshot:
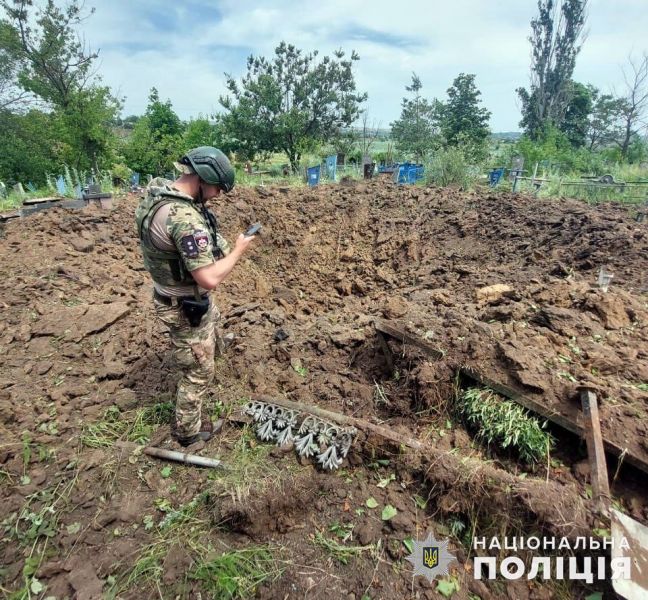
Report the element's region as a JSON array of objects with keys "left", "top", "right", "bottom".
[
  {"left": 194, "top": 231, "right": 210, "bottom": 251},
  {"left": 180, "top": 235, "right": 199, "bottom": 258}
]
